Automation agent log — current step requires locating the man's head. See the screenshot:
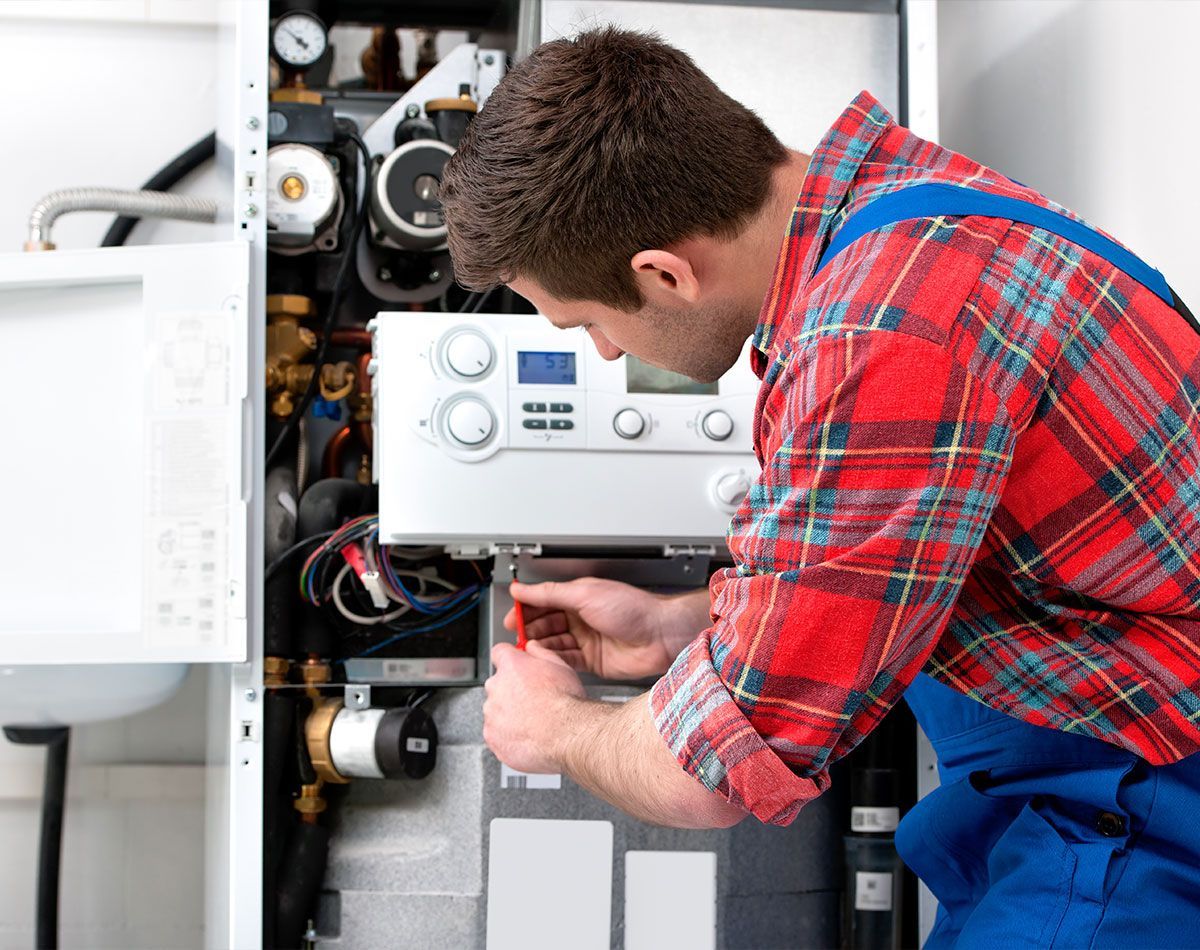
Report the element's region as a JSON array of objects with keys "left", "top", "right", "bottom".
[{"left": 440, "top": 27, "right": 792, "bottom": 381}]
